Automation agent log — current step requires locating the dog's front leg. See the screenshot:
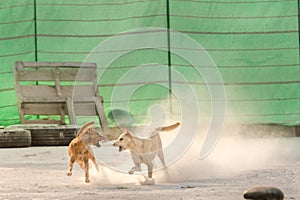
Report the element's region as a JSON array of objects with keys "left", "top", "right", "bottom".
[
  {"left": 67, "top": 156, "right": 76, "bottom": 176},
  {"left": 129, "top": 153, "right": 141, "bottom": 175},
  {"left": 129, "top": 166, "right": 142, "bottom": 174},
  {"left": 139, "top": 162, "right": 155, "bottom": 185},
  {"left": 146, "top": 162, "right": 153, "bottom": 179},
  {"left": 89, "top": 152, "right": 99, "bottom": 172},
  {"left": 84, "top": 157, "right": 90, "bottom": 183}
]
